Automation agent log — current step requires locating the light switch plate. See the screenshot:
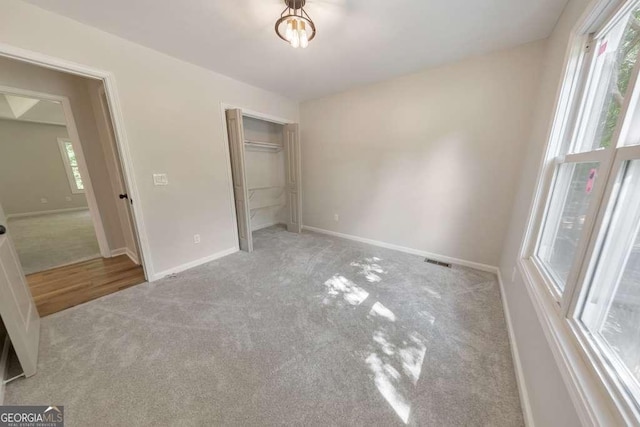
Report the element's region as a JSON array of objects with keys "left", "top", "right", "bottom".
[{"left": 153, "top": 173, "right": 168, "bottom": 186}]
